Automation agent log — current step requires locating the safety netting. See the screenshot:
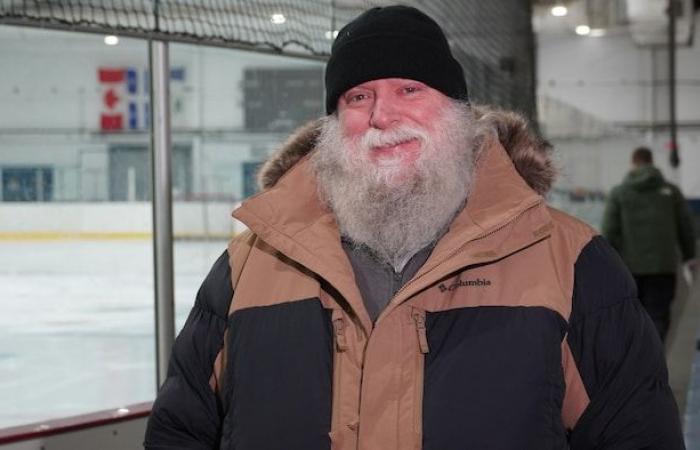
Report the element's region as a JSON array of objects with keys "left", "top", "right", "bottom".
[{"left": 0, "top": 0, "right": 537, "bottom": 118}]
